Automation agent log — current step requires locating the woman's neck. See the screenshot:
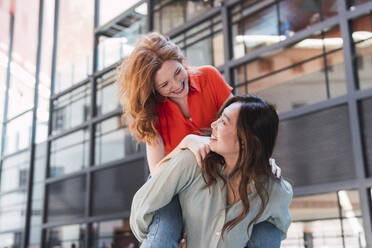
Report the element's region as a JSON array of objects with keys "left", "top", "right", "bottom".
[{"left": 224, "top": 153, "right": 239, "bottom": 176}]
